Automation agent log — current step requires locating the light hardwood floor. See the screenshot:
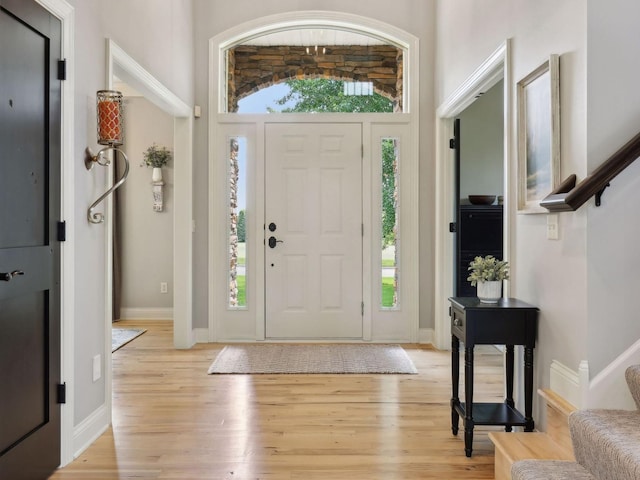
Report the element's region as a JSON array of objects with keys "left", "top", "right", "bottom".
[{"left": 50, "top": 321, "right": 505, "bottom": 479}]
